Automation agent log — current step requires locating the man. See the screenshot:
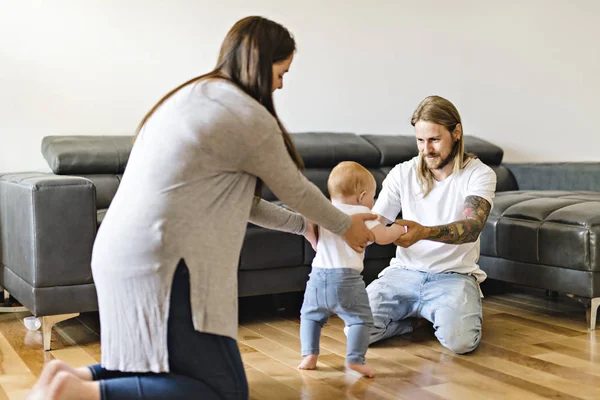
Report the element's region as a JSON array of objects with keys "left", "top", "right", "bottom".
[{"left": 366, "top": 95, "right": 497, "bottom": 354}]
